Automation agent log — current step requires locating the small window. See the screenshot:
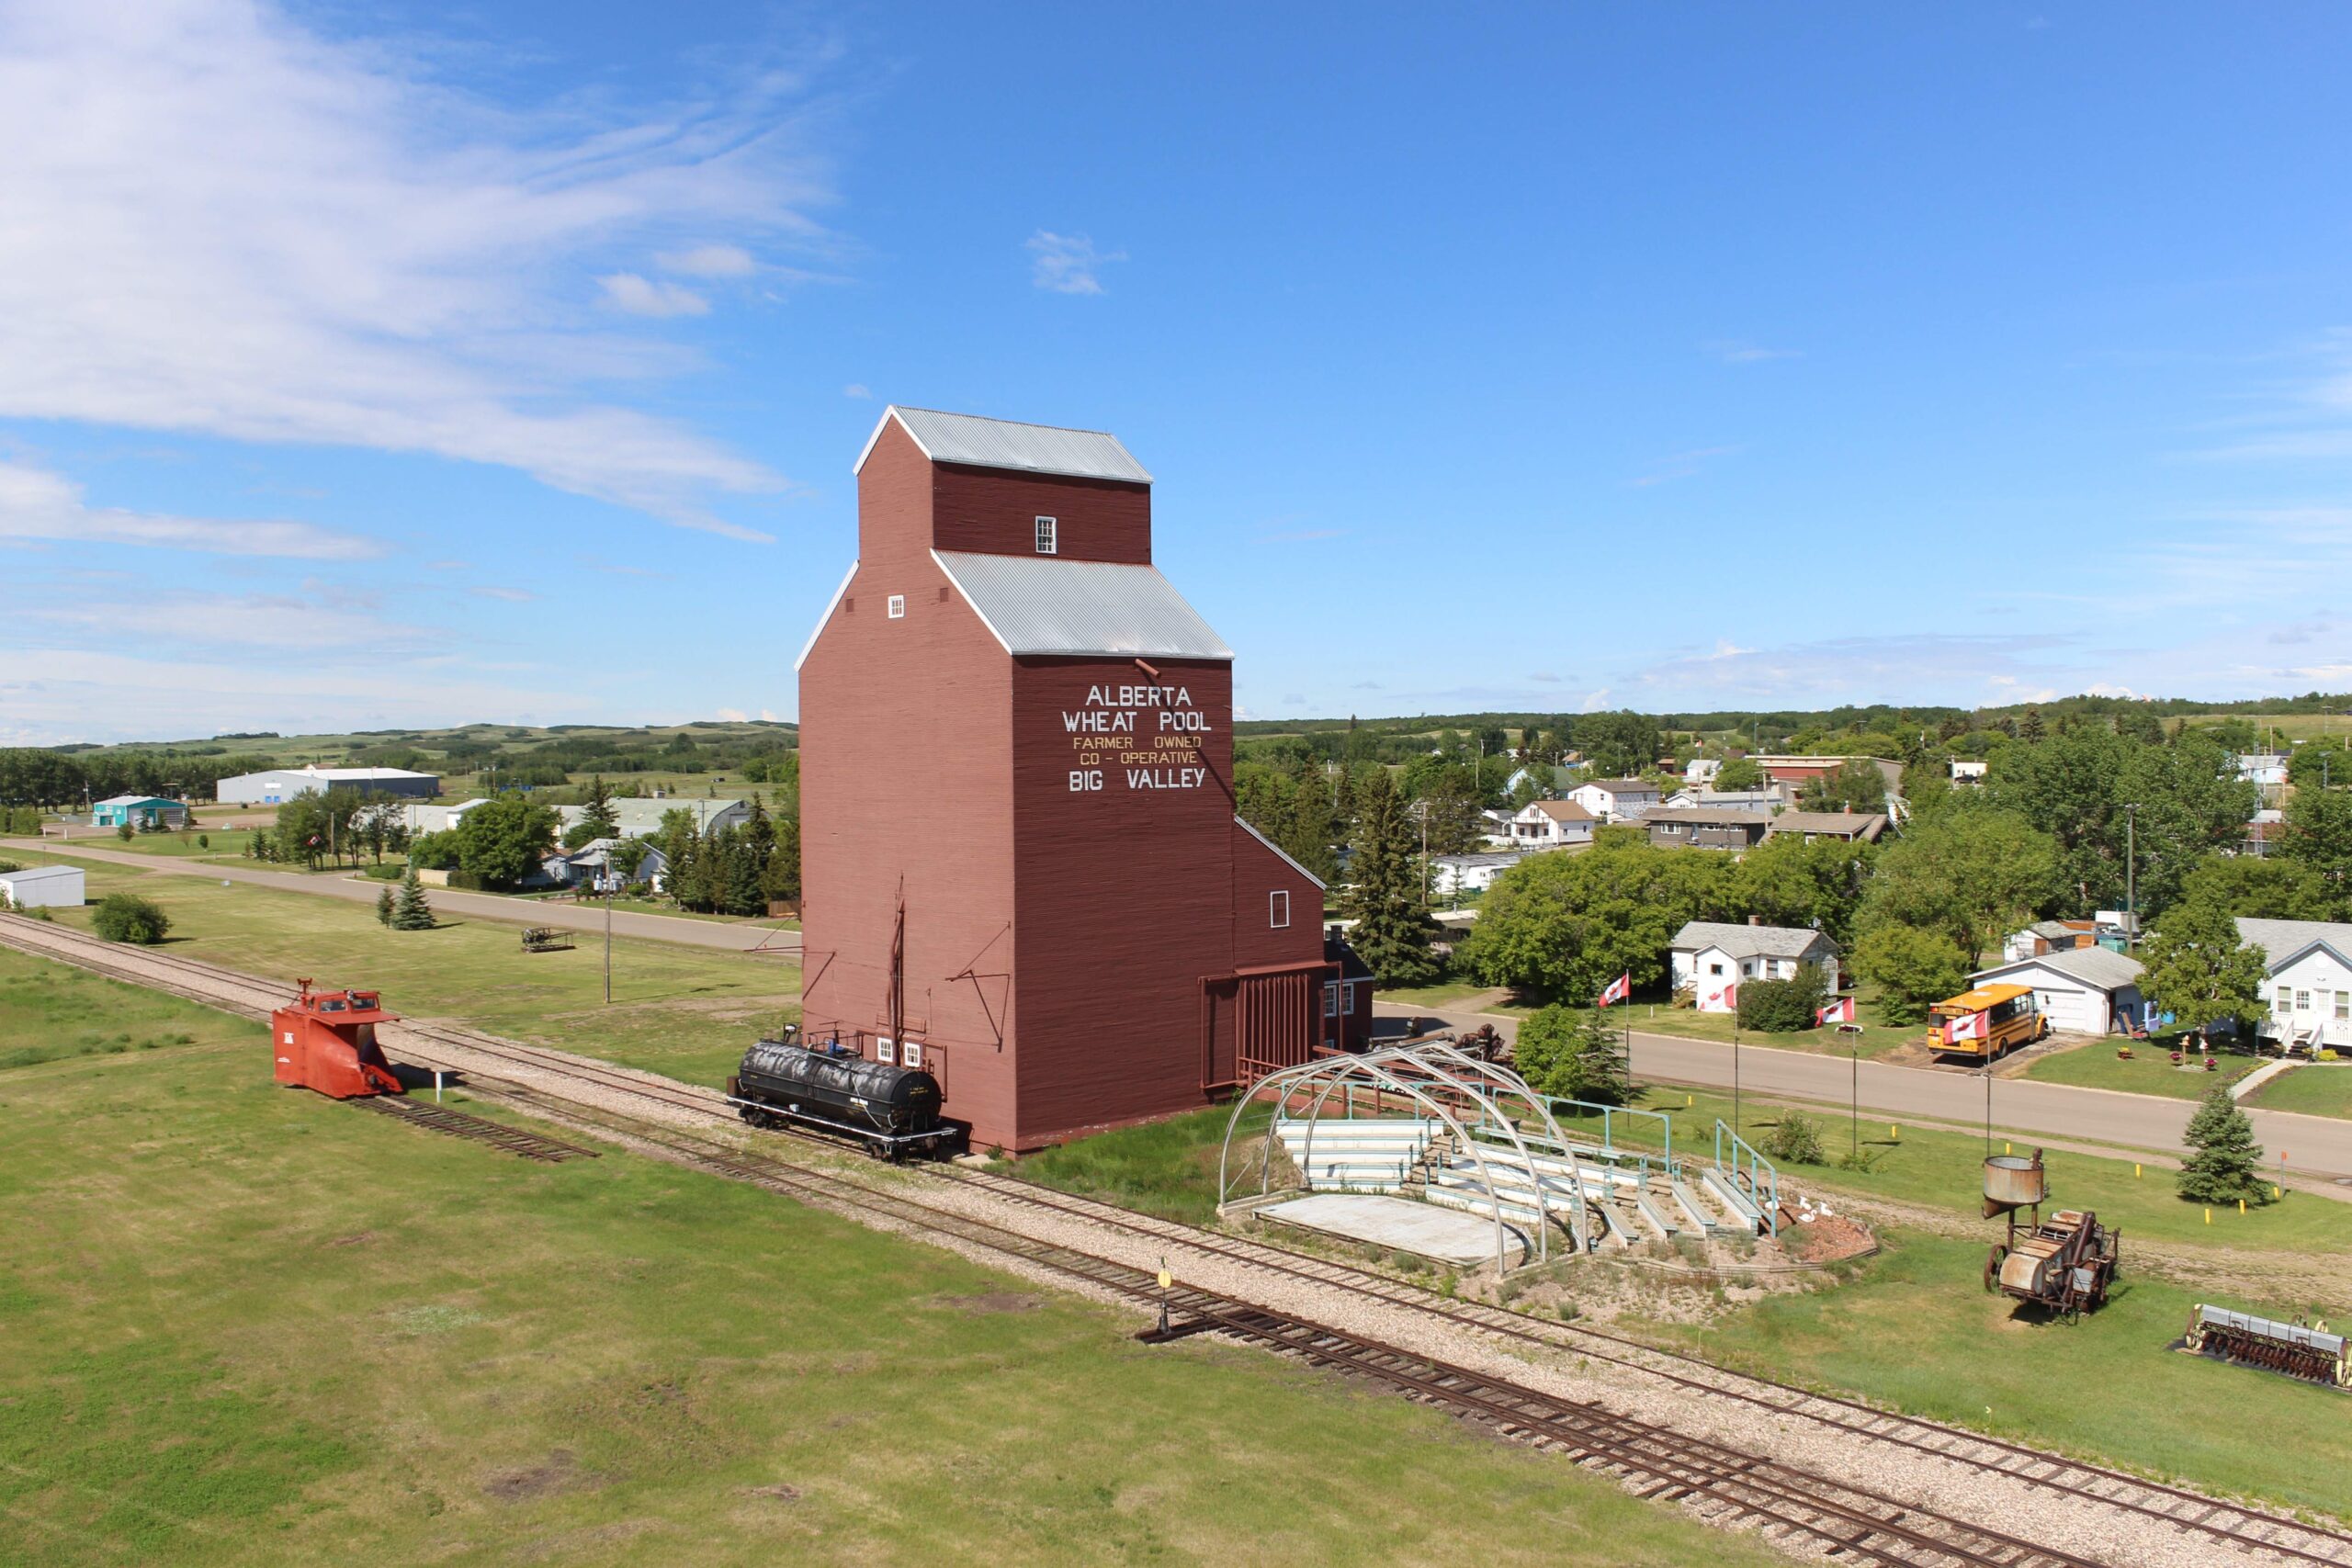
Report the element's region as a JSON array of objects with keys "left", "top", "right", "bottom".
[
  {"left": 2277, "top": 990, "right": 2295, "bottom": 1017},
  {"left": 2296, "top": 989, "right": 2312, "bottom": 1012},
  {"left": 900, "top": 1040, "right": 922, "bottom": 1070},
  {"left": 1709, "top": 962, "right": 1724, "bottom": 976},
  {"left": 1323, "top": 982, "right": 1340, "bottom": 1019},
  {"left": 1035, "top": 515, "right": 1057, "bottom": 554},
  {"left": 876, "top": 1037, "right": 896, "bottom": 1066},
  {"left": 887, "top": 594, "right": 905, "bottom": 619},
  {"left": 2336, "top": 992, "right": 2348, "bottom": 1022},
  {"left": 1269, "top": 889, "right": 1290, "bottom": 929}
]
